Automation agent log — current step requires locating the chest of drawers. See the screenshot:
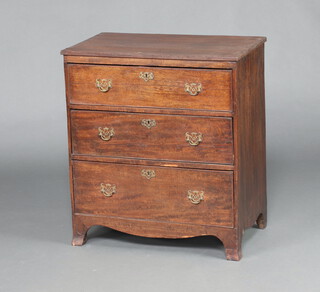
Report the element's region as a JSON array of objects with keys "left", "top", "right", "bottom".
[{"left": 61, "top": 33, "right": 267, "bottom": 260}]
